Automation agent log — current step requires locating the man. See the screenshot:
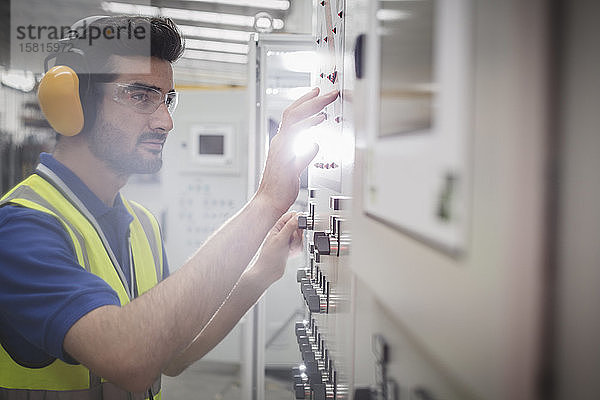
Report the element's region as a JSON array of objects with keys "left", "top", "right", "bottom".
[{"left": 0, "top": 16, "right": 337, "bottom": 398}]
